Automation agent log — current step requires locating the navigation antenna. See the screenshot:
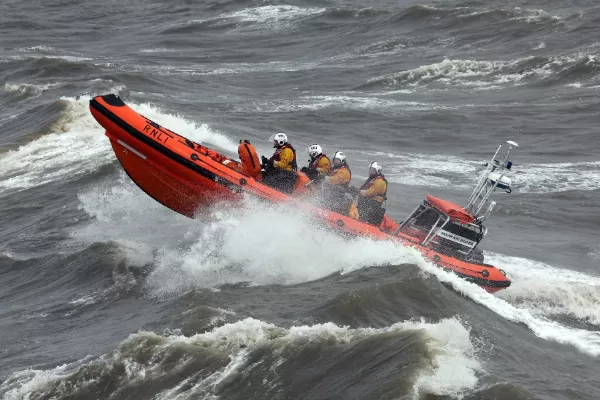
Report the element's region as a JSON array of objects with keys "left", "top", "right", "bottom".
[{"left": 464, "top": 140, "right": 518, "bottom": 222}]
